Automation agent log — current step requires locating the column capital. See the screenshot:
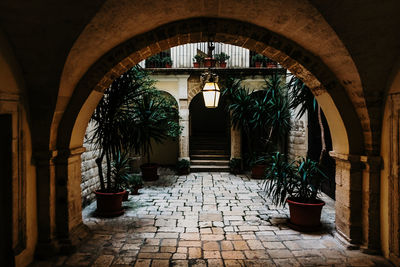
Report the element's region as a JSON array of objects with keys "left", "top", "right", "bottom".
[{"left": 329, "top": 151, "right": 382, "bottom": 170}]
